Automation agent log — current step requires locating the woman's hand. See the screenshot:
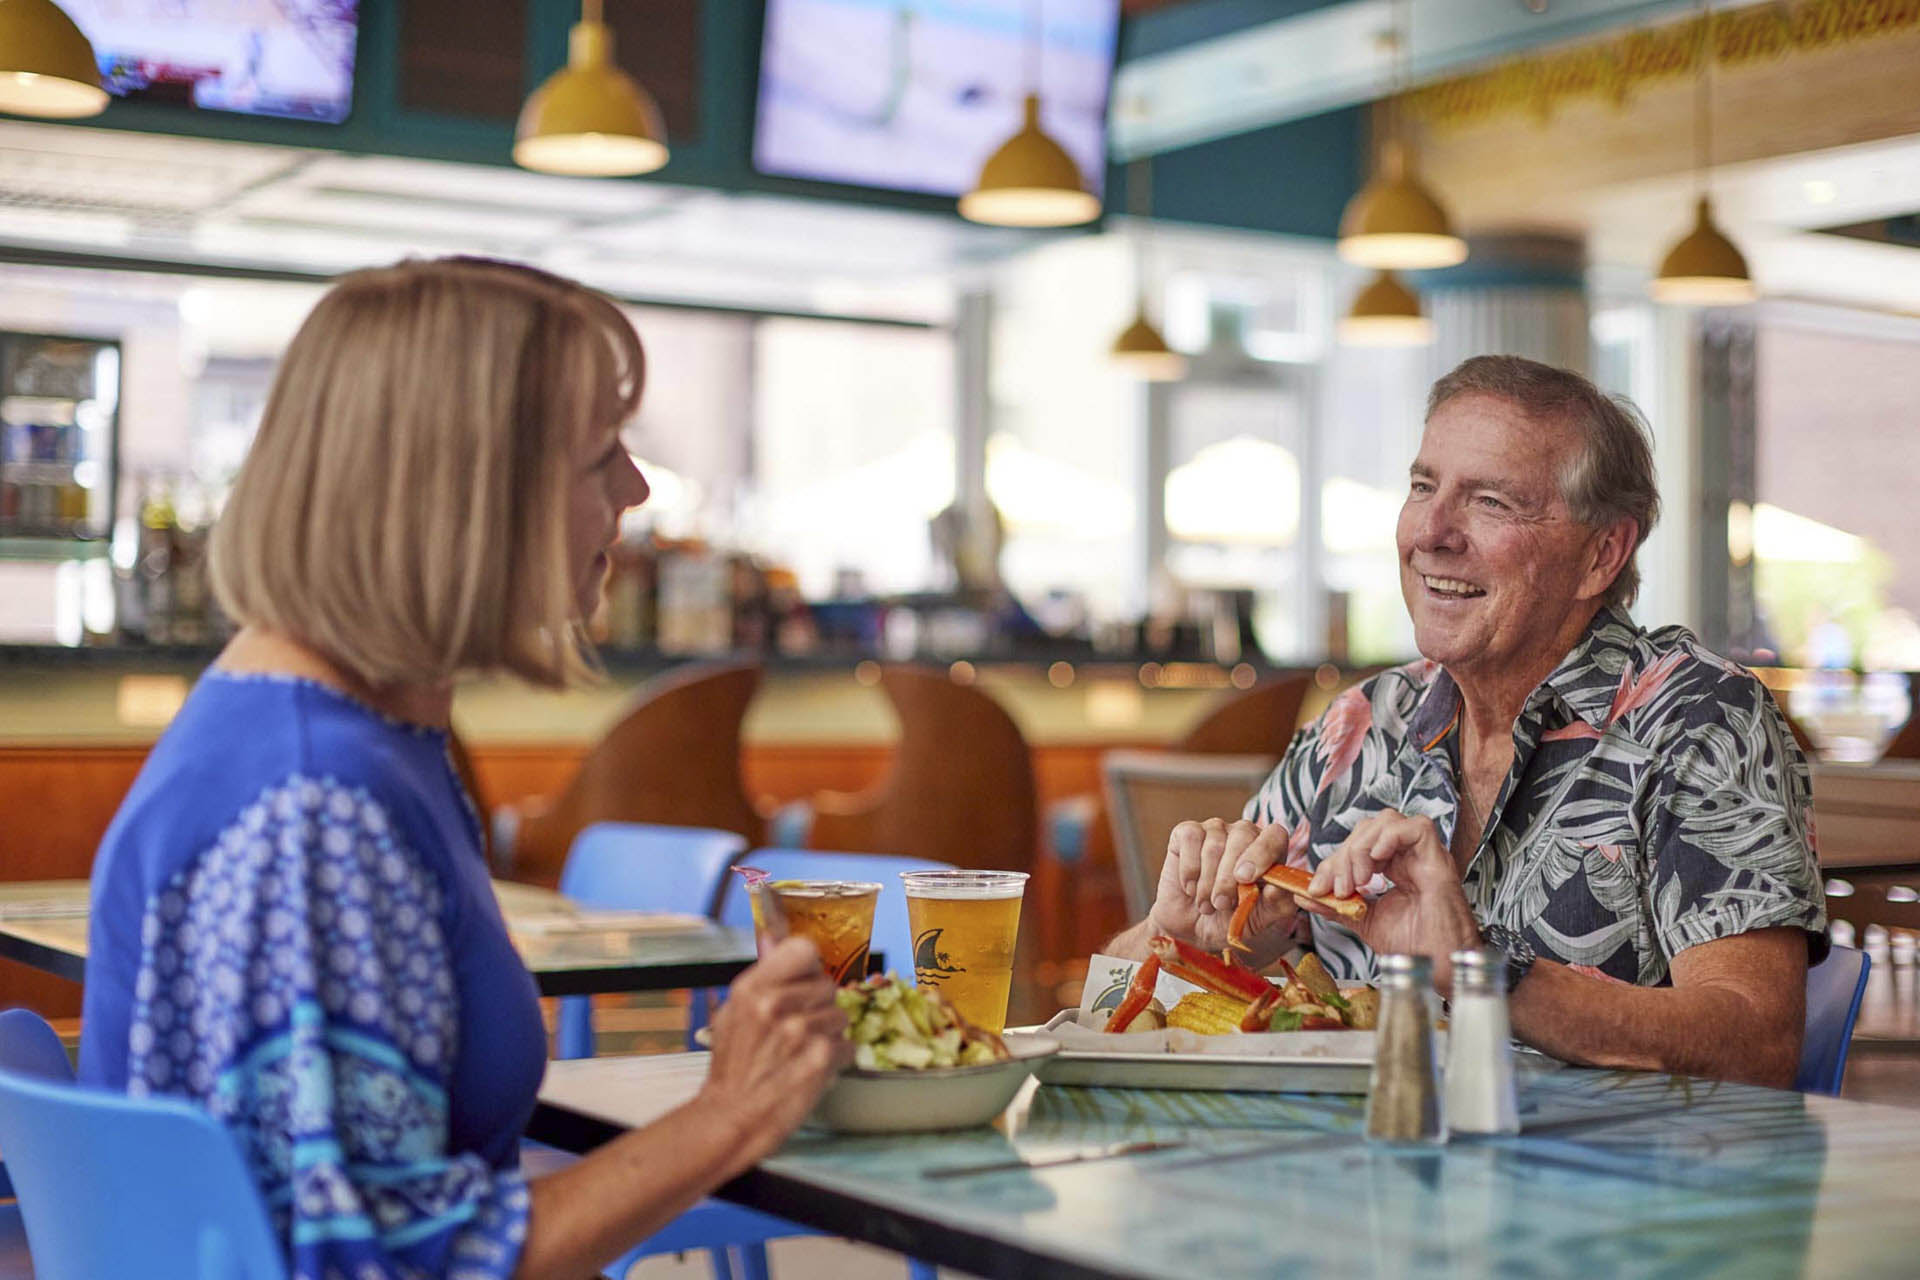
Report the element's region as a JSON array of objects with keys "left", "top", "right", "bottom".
[
  {"left": 1144, "top": 818, "right": 1299, "bottom": 969},
  {"left": 698, "top": 938, "right": 851, "bottom": 1169}
]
